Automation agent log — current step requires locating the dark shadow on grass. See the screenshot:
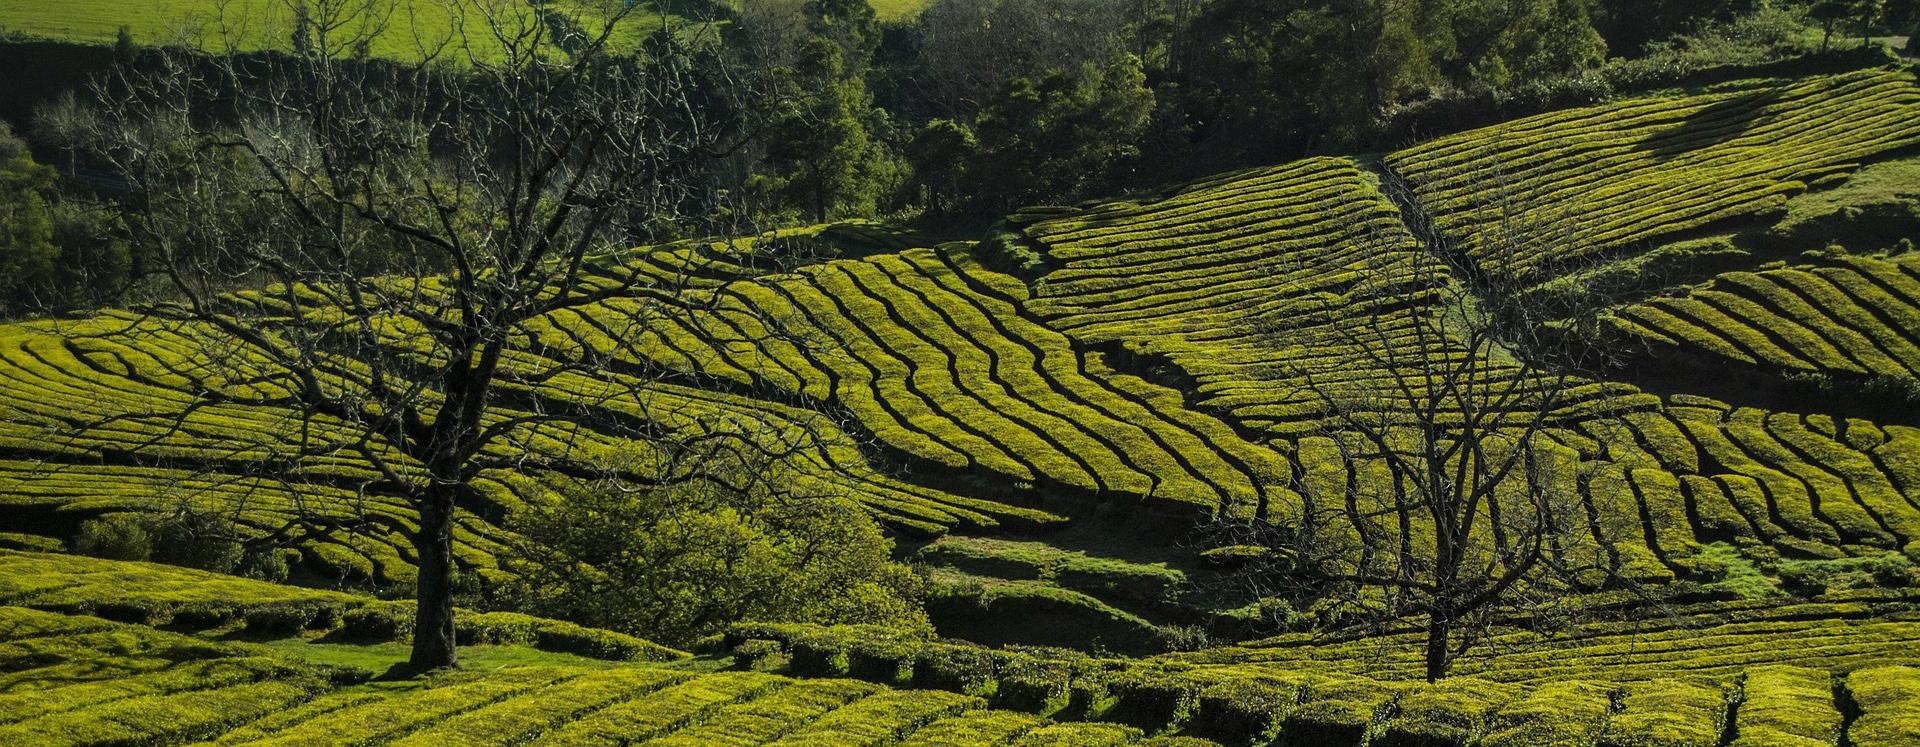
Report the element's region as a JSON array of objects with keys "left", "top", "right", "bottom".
[{"left": 1638, "top": 87, "right": 1787, "bottom": 161}]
